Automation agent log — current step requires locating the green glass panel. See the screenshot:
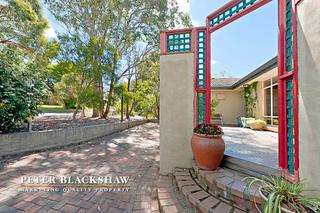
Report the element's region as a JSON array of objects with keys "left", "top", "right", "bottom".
[
  {"left": 197, "top": 31, "right": 206, "bottom": 88},
  {"left": 166, "top": 32, "right": 191, "bottom": 52},
  {"left": 197, "top": 92, "right": 206, "bottom": 124},
  {"left": 286, "top": 79, "right": 295, "bottom": 175},
  {"left": 210, "top": 0, "right": 258, "bottom": 27},
  {"left": 285, "top": 0, "right": 293, "bottom": 73}
]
